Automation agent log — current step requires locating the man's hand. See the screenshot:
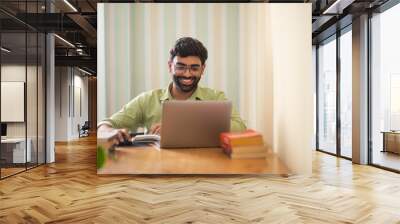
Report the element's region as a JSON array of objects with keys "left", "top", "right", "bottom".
[
  {"left": 149, "top": 123, "right": 161, "bottom": 135},
  {"left": 97, "top": 124, "right": 131, "bottom": 145}
]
